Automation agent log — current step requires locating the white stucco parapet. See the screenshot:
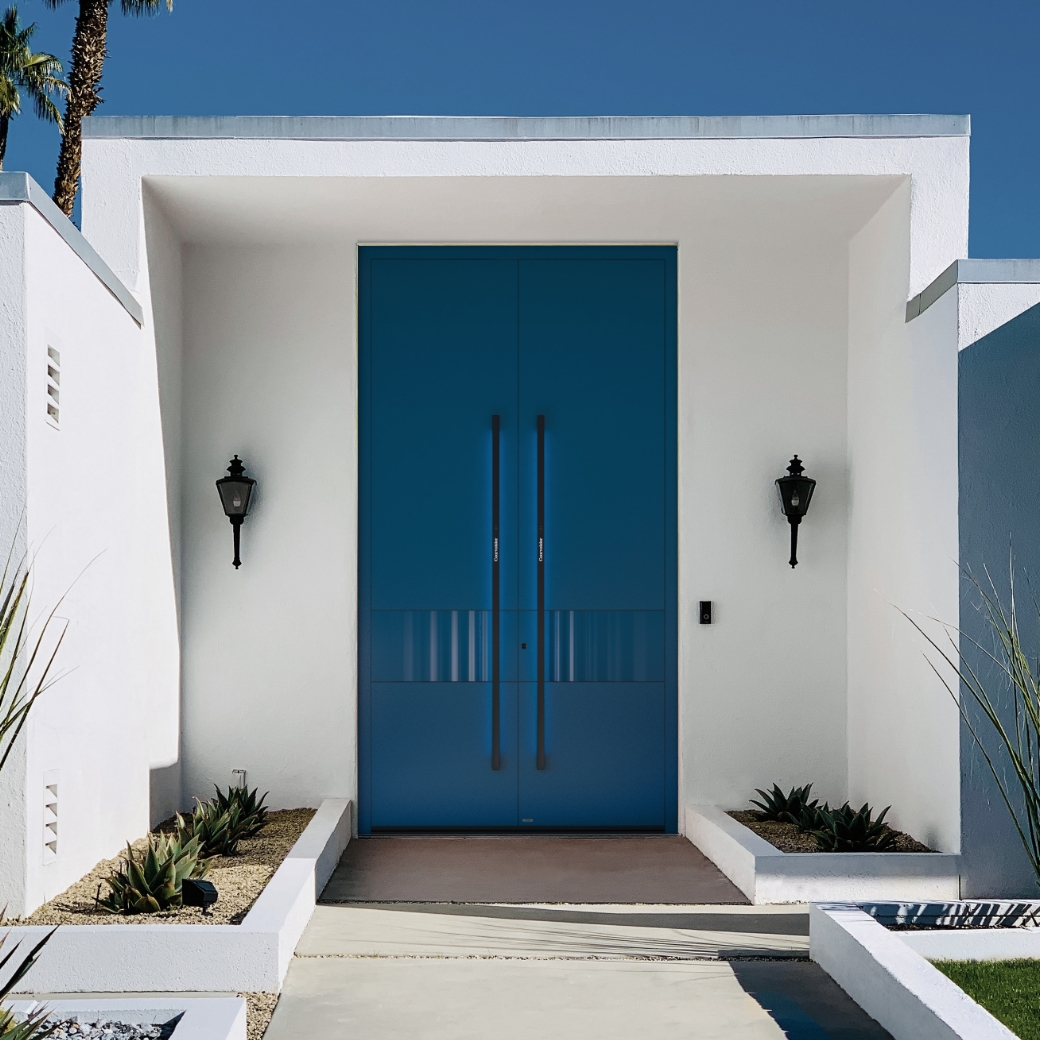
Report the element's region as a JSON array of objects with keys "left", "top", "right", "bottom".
[
  {"left": 686, "top": 806, "right": 960, "bottom": 904},
  {"left": 0, "top": 172, "right": 142, "bottom": 323},
  {"left": 6, "top": 798, "right": 350, "bottom": 994},
  {"left": 80, "top": 112, "right": 969, "bottom": 301},
  {"left": 83, "top": 113, "right": 969, "bottom": 140}
]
